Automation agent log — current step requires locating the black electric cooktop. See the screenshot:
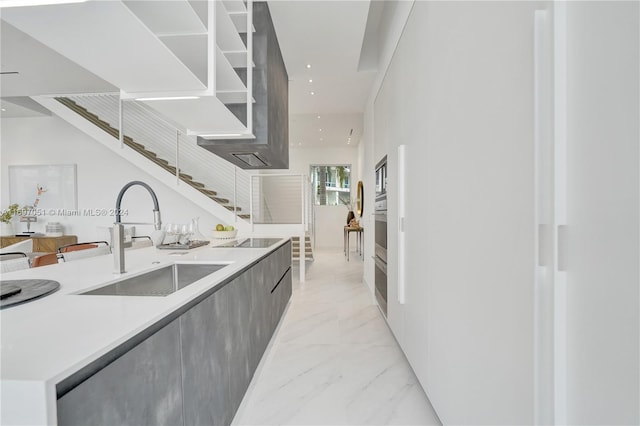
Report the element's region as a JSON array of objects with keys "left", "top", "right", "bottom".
[{"left": 213, "top": 238, "right": 281, "bottom": 248}]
